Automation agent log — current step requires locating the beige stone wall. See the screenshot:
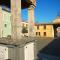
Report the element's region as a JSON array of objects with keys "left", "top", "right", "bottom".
[
  {"left": 20, "top": 22, "right": 54, "bottom": 37},
  {"left": 2, "top": 10, "right": 11, "bottom": 37},
  {"left": 34, "top": 25, "right": 54, "bottom": 37}
]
